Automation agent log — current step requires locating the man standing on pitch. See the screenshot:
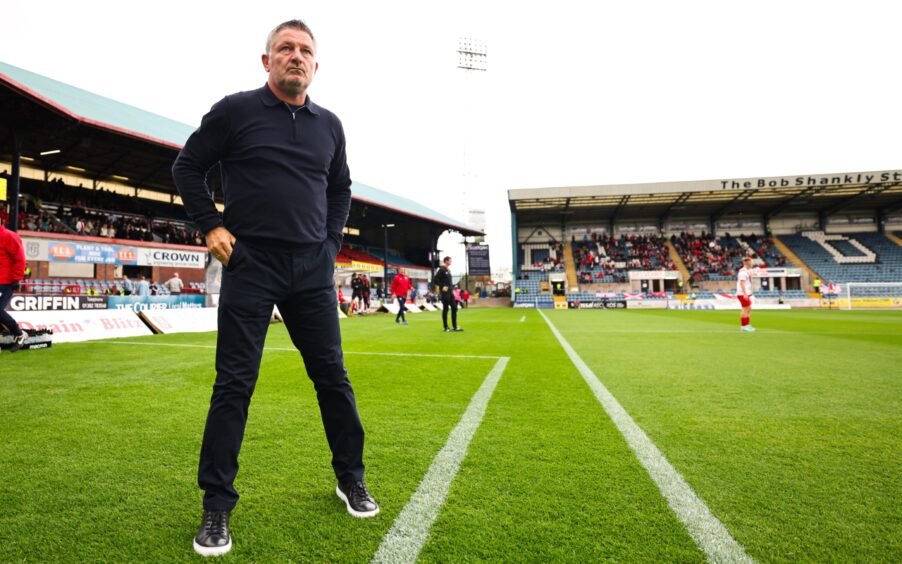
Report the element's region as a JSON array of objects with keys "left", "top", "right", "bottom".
[
  {"left": 0, "top": 222, "right": 27, "bottom": 352},
  {"left": 391, "top": 268, "right": 412, "bottom": 325},
  {"left": 432, "top": 256, "right": 462, "bottom": 332},
  {"left": 737, "top": 255, "right": 756, "bottom": 332},
  {"left": 173, "top": 20, "right": 378, "bottom": 557}
]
